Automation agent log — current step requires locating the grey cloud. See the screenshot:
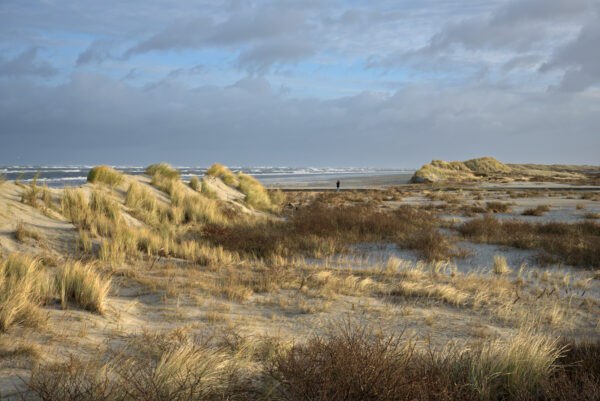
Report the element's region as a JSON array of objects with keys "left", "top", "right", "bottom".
[
  {"left": 1, "top": 73, "right": 598, "bottom": 166},
  {"left": 236, "top": 39, "right": 316, "bottom": 74},
  {"left": 124, "top": 2, "right": 317, "bottom": 73},
  {"left": 209, "top": 7, "right": 307, "bottom": 45},
  {"left": 371, "top": 0, "right": 591, "bottom": 72},
  {"left": 77, "top": 40, "right": 114, "bottom": 65},
  {"left": 167, "top": 64, "right": 207, "bottom": 79},
  {"left": 0, "top": 47, "right": 56, "bottom": 77},
  {"left": 125, "top": 16, "right": 214, "bottom": 56},
  {"left": 541, "top": 17, "right": 600, "bottom": 91}
]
